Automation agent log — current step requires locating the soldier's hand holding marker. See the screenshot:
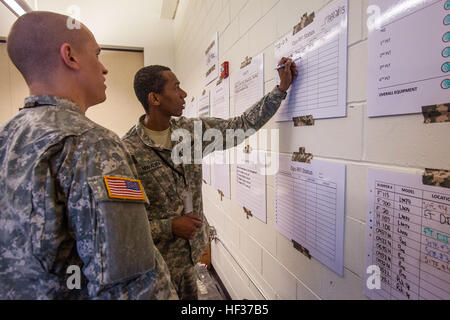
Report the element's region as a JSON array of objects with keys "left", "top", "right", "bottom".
[{"left": 277, "top": 57, "right": 299, "bottom": 92}]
